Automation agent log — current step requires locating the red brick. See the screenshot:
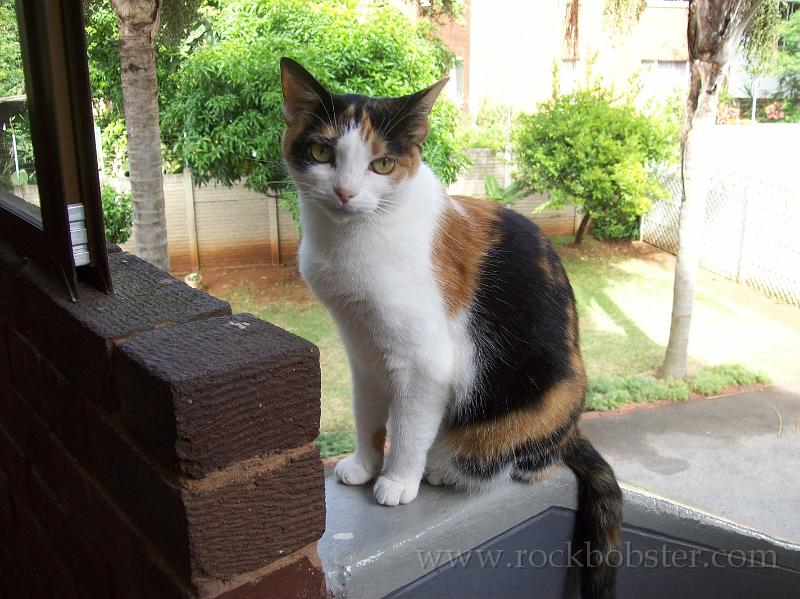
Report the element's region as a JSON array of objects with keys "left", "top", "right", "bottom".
[
  {"left": 87, "top": 396, "right": 325, "bottom": 583},
  {"left": 117, "top": 313, "right": 320, "bottom": 477},
  {"left": 184, "top": 444, "right": 325, "bottom": 579},
  {"left": 0, "top": 241, "right": 21, "bottom": 319},
  {"left": 0, "top": 421, "right": 29, "bottom": 502},
  {"left": 0, "top": 539, "right": 29, "bottom": 598},
  {"left": 0, "top": 474, "right": 15, "bottom": 540},
  {"left": 7, "top": 329, "right": 90, "bottom": 465},
  {"left": 218, "top": 554, "right": 326, "bottom": 599},
  {"left": 0, "top": 319, "right": 9, "bottom": 383},
  {"left": 0, "top": 380, "right": 188, "bottom": 599},
  {"left": 83, "top": 400, "right": 191, "bottom": 579},
  {"left": 14, "top": 491, "right": 79, "bottom": 599},
  {"left": 10, "top": 251, "right": 231, "bottom": 409},
  {"left": 27, "top": 470, "right": 113, "bottom": 599}
]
